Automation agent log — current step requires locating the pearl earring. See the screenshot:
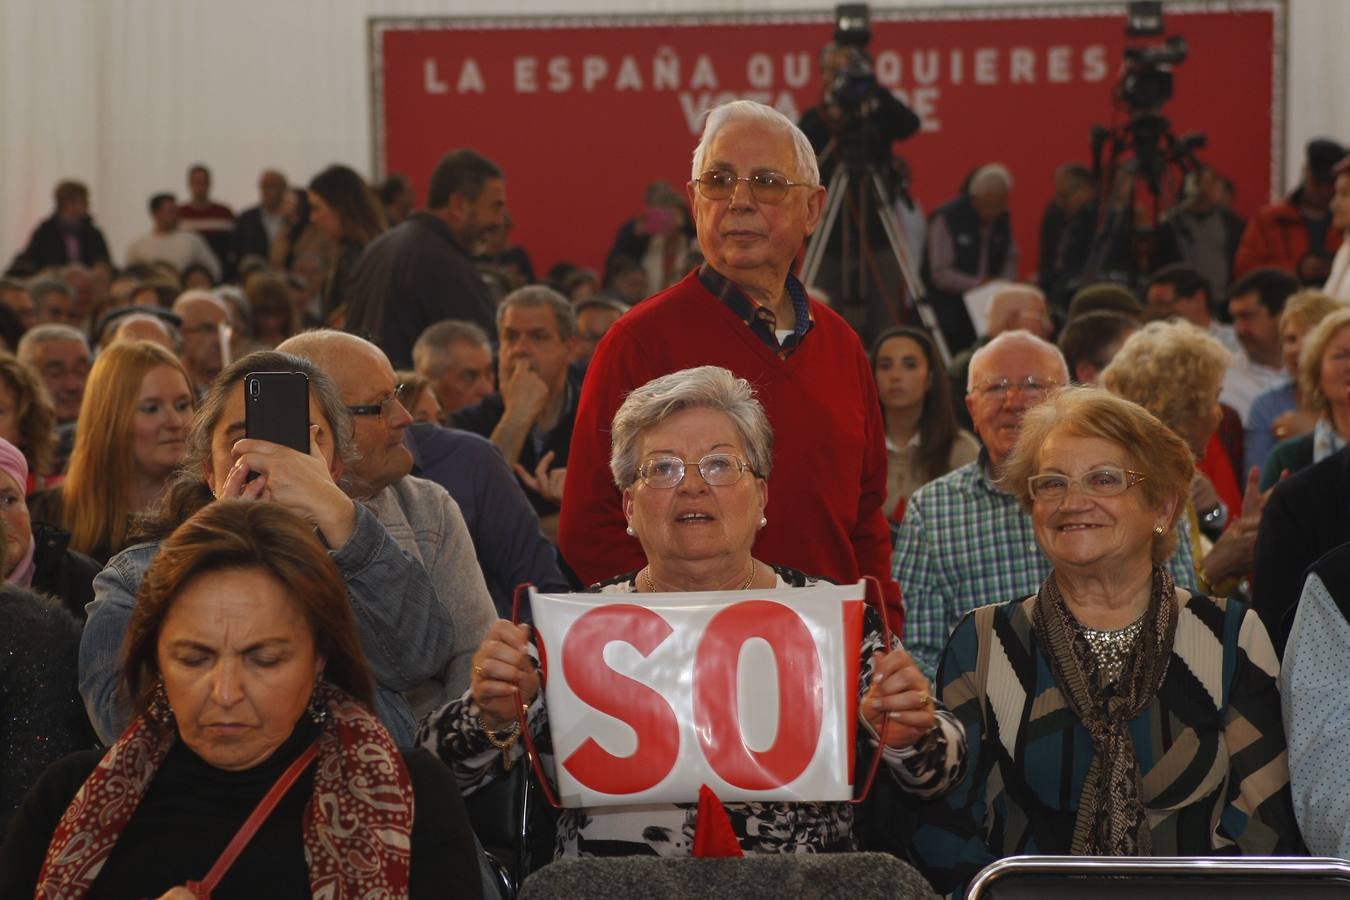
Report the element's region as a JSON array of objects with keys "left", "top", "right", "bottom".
[
  {"left": 626, "top": 524, "right": 636, "bottom": 537},
  {"left": 759, "top": 516, "right": 767, "bottom": 528}
]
